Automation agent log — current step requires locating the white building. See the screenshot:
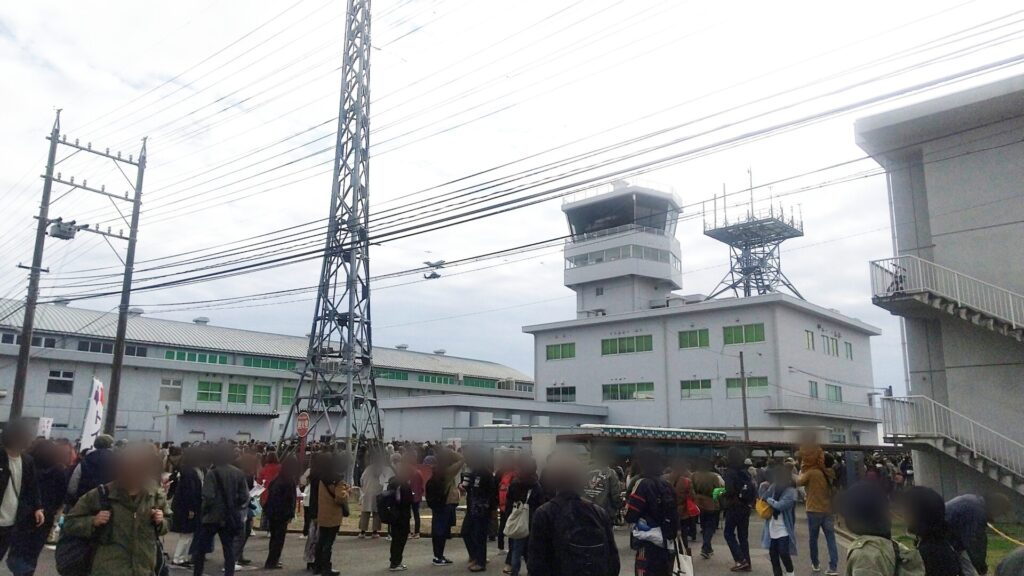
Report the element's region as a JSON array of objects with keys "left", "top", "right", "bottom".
[
  {"left": 0, "top": 298, "right": 538, "bottom": 443},
  {"left": 858, "top": 74, "right": 1024, "bottom": 500},
  {"left": 524, "top": 182, "right": 883, "bottom": 444}
]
